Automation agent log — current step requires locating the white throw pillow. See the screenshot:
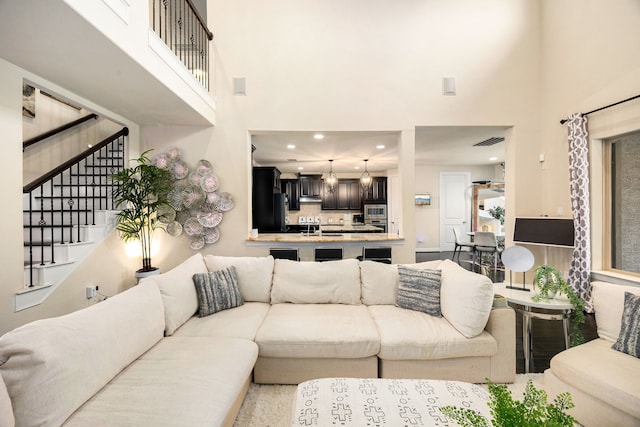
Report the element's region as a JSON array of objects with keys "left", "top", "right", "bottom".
[
  {"left": 271, "top": 259, "right": 362, "bottom": 304},
  {"left": 204, "top": 255, "right": 274, "bottom": 303},
  {"left": 0, "top": 281, "right": 164, "bottom": 427},
  {"left": 0, "top": 373, "right": 14, "bottom": 427},
  {"left": 142, "top": 253, "right": 208, "bottom": 336},
  {"left": 439, "top": 259, "right": 494, "bottom": 338},
  {"left": 592, "top": 281, "right": 640, "bottom": 343}
]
